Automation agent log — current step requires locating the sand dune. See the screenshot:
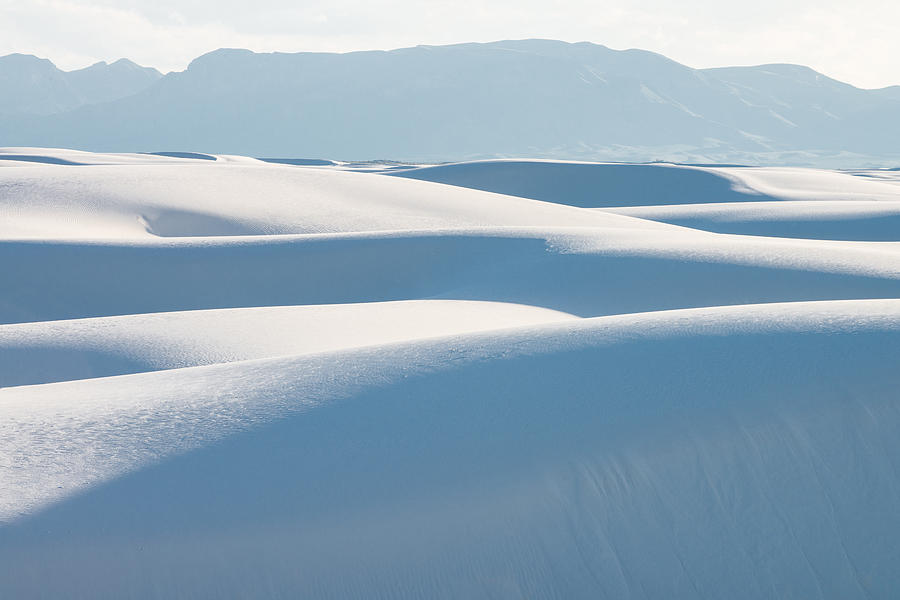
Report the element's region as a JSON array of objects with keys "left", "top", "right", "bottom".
[
  {"left": 2, "top": 150, "right": 900, "bottom": 598},
  {"left": 0, "top": 154, "right": 665, "bottom": 239},
  {"left": 0, "top": 300, "right": 575, "bottom": 387},
  {"left": 608, "top": 200, "right": 900, "bottom": 240},
  {"left": 390, "top": 159, "right": 900, "bottom": 206}
]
